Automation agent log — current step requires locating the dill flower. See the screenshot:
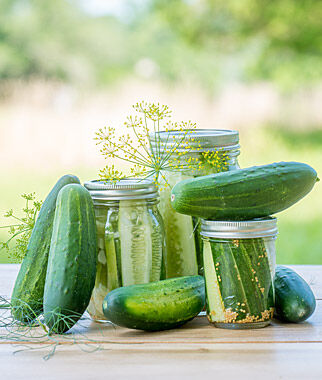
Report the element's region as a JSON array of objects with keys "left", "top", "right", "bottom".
[{"left": 95, "top": 101, "right": 227, "bottom": 189}]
